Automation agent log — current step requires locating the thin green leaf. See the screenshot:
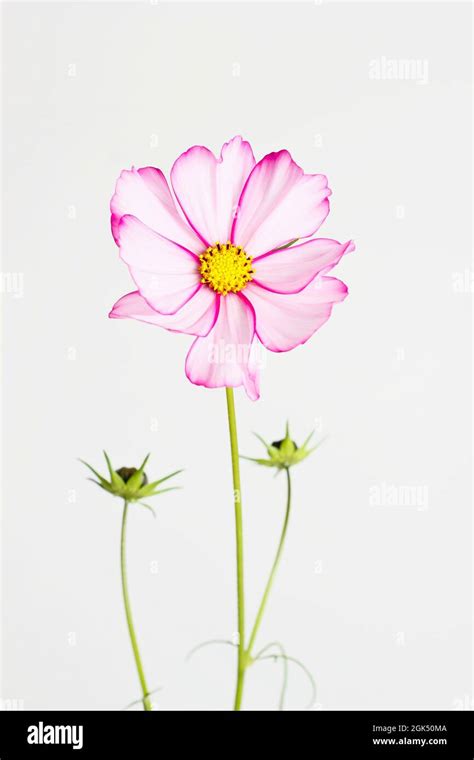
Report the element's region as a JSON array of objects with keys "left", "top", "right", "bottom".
[
  {"left": 254, "top": 641, "right": 289, "bottom": 710},
  {"left": 79, "top": 459, "right": 110, "bottom": 488},
  {"left": 258, "top": 652, "right": 317, "bottom": 709},
  {"left": 185, "top": 639, "right": 236, "bottom": 663},
  {"left": 123, "top": 685, "right": 162, "bottom": 711},
  {"left": 138, "top": 502, "right": 156, "bottom": 518}
]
